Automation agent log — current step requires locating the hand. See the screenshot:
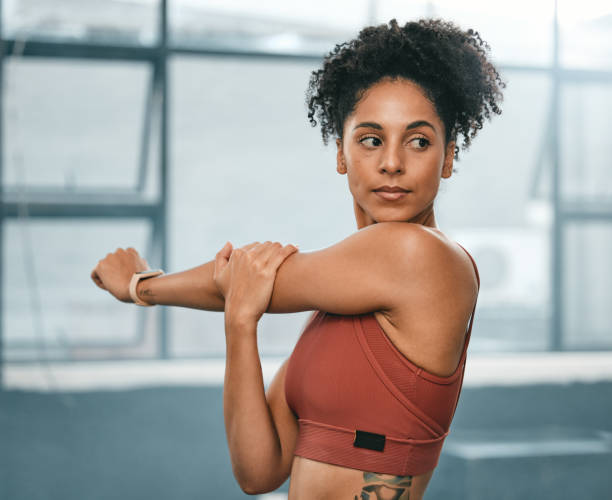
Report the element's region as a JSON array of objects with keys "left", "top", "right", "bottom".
[
  {"left": 213, "top": 241, "right": 298, "bottom": 324},
  {"left": 90, "top": 247, "right": 150, "bottom": 303}
]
